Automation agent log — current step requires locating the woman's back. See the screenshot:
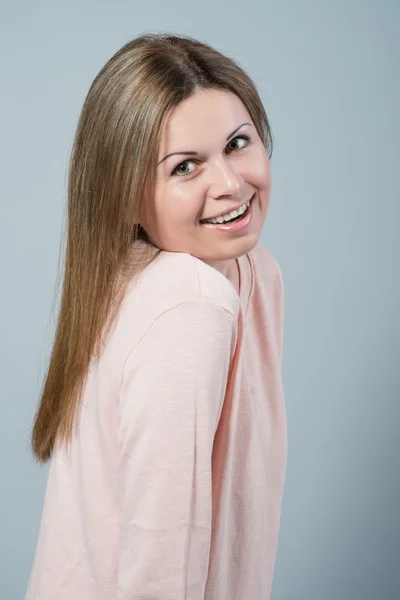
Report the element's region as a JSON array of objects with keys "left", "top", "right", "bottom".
[{"left": 25, "top": 240, "right": 287, "bottom": 600}]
